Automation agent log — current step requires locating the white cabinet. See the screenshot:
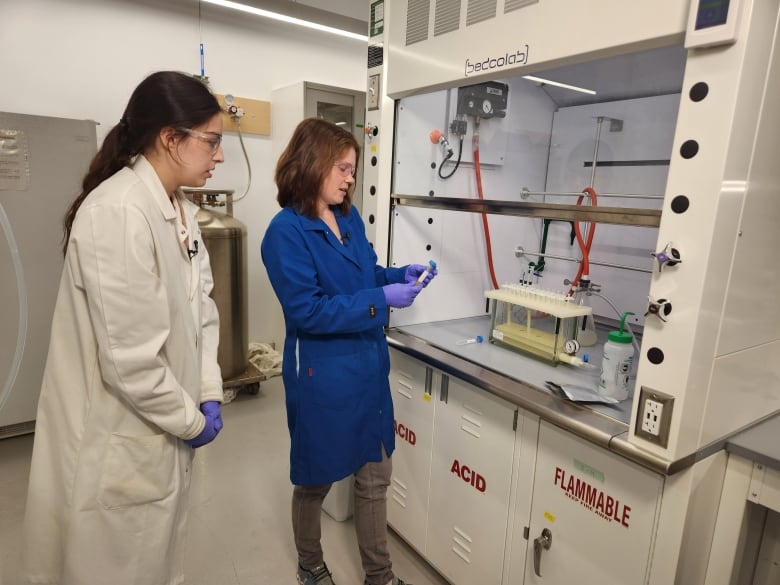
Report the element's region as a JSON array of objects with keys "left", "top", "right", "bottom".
[
  {"left": 426, "top": 375, "right": 518, "bottom": 585},
  {"left": 390, "top": 349, "right": 665, "bottom": 585},
  {"left": 523, "top": 422, "right": 663, "bottom": 585},
  {"left": 388, "top": 350, "right": 436, "bottom": 552},
  {"left": 388, "top": 349, "right": 519, "bottom": 585}
]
